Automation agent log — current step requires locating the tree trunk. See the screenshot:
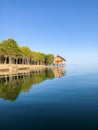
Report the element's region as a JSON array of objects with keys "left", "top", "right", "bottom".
[
  {"left": 16, "top": 58, "right": 18, "bottom": 64},
  {"left": 22, "top": 59, "right": 24, "bottom": 64},
  {"left": 9, "top": 57, "right": 11, "bottom": 64},
  {"left": 4, "top": 57, "right": 7, "bottom": 64}
]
